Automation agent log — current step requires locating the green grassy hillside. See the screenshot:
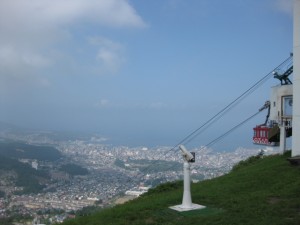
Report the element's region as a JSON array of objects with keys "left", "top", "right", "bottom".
[{"left": 62, "top": 151, "right": 300, "bottom": 225}]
